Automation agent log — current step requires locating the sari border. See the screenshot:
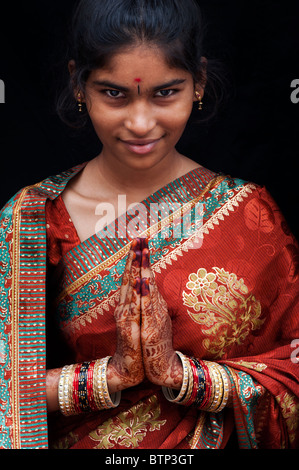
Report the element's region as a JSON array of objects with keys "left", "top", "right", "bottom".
[
  {"left": 190, "top": 413, "right": 207, "bottom": 448},
  {"left": 147, "top": 181, "right": 256, "bottom": 273},
  {"left": 11, "top": 187, "right": 25, "bottom": 448},
  {"left": 10, "top": 182, "right": 49, "bottom": 448}
]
